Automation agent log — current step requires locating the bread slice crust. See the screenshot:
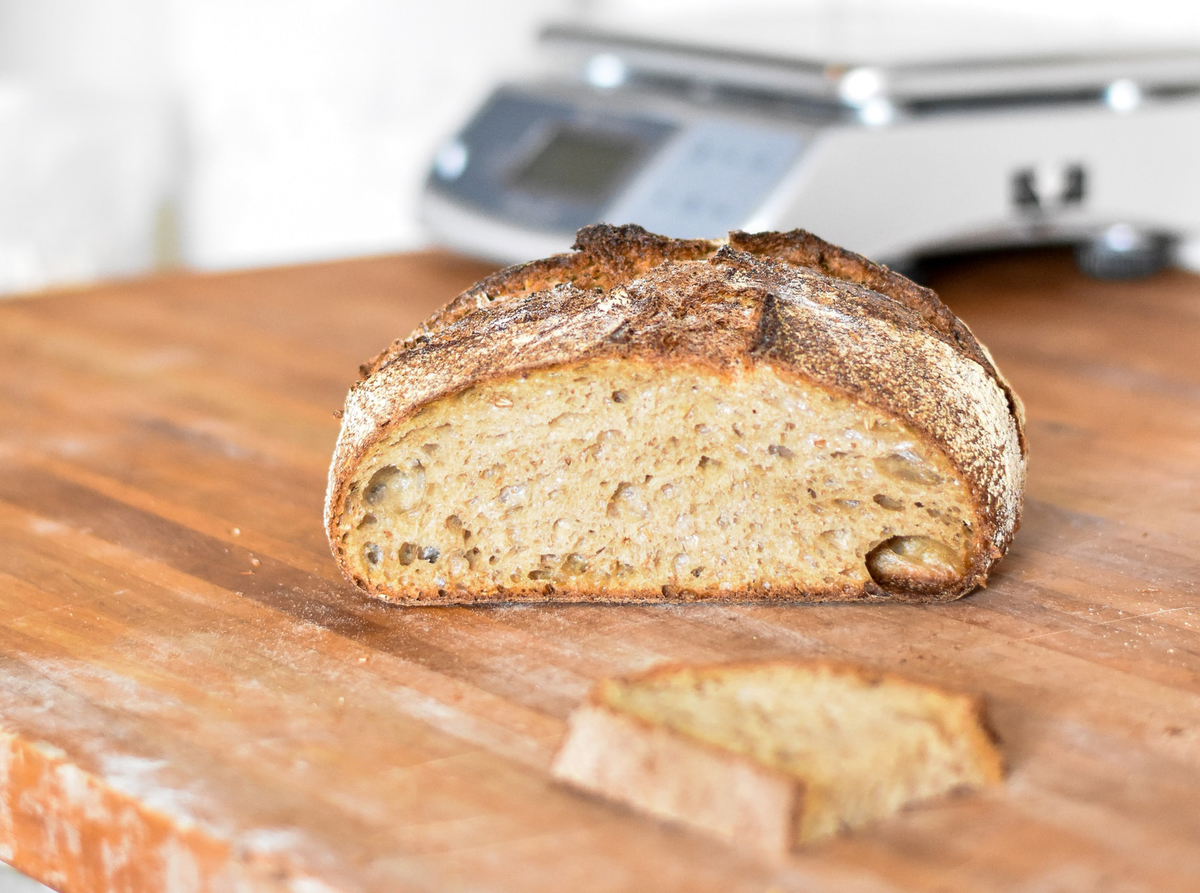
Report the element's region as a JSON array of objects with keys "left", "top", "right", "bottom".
[{"left": 326, "top": 225, "right": 1026, "bottom": 604}]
